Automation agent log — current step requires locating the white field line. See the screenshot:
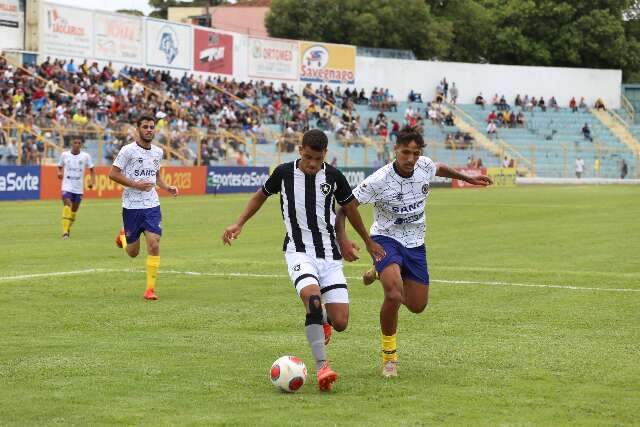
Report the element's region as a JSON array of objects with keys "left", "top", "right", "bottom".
[{"left": 1, "top": 268, "right": 639, "bottom": 293}]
